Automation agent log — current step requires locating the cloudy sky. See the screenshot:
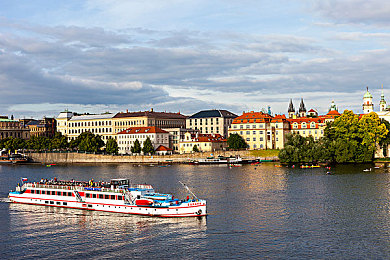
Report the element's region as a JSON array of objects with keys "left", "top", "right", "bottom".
[{"left": 1, "top": 0, "right": 390, "bottom": 118}]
